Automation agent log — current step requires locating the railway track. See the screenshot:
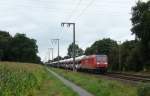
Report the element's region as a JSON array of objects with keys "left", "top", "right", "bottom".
[
  {"left": 104, "top": 72, "right": 150, "bottom": 83},
  {"left": 50, "top": 67, "right": 150, "bottom": 83}
]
